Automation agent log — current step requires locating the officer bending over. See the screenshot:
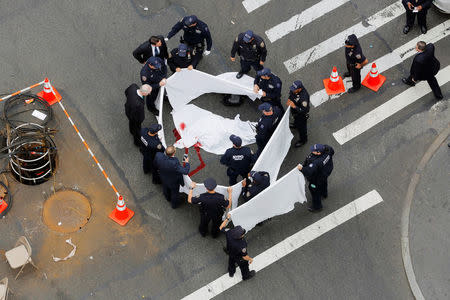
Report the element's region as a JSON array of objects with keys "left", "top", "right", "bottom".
[
  {"left": 253, "top": 68, "right": 283, "bottom": 111},
  {"left": 167, "top": 44, "right": 197, "bottom": 73},
  {"left": 241, "top": 171, "right": 270, "bottom": 203}
]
